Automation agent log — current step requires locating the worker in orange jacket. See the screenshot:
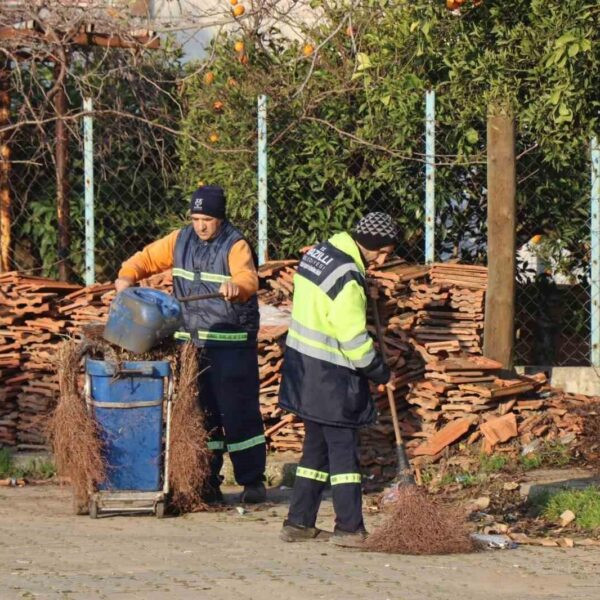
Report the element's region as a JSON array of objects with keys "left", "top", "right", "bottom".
[{"left": 115, "top": 185, "right": 266, "bottom": 504}]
